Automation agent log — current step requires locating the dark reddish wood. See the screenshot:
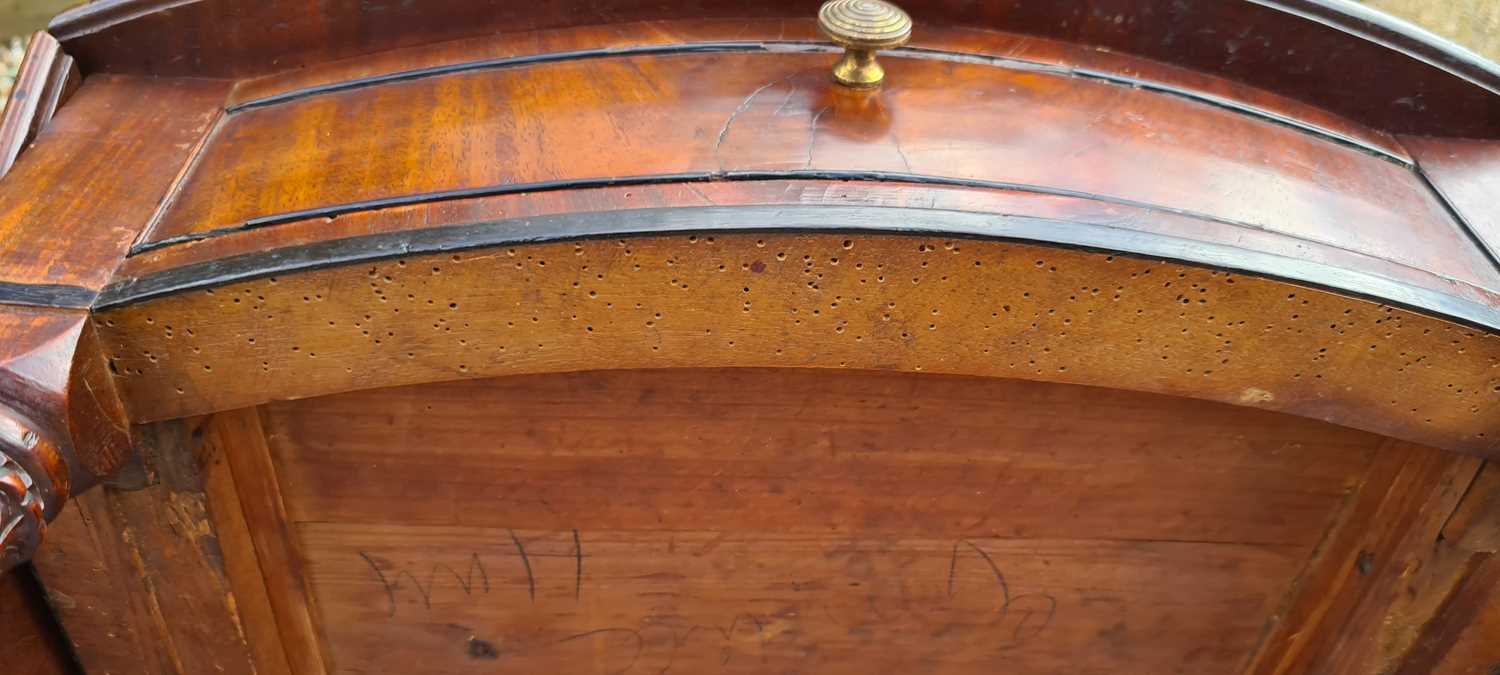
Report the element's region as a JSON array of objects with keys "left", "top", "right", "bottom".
[
  {"left": 0, "top": 306, "right": 132, "bottom": 572},
  {"left": 30, "top": 420, "right": 259, "bottom": 675},
  {"left": 0, "top": 1, "right": 1497, "bottom": 671},
  {"left": 0, "top": 32, "right": 79, "bottom": 181},
  {"left": 0, "top": 565, "right": 75, "bottom": 675},
  {"left": 0, "top": 75, "right": 227, "bottom": 291},
  {"left": 267, "top": 368, "right": 1375, "bottom": 674},
  {"left": 222, "top": 19, "right": 1406, "bottom": 160},
  {"left": 48, "top": 0, "right": 1500, "bottom": 137},
  {"left": 1403, "top": 136, "right": 1500, "bottom": 267},
  {"left": 139, "top": 52, "right": 1499, "bottom": 297}
]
